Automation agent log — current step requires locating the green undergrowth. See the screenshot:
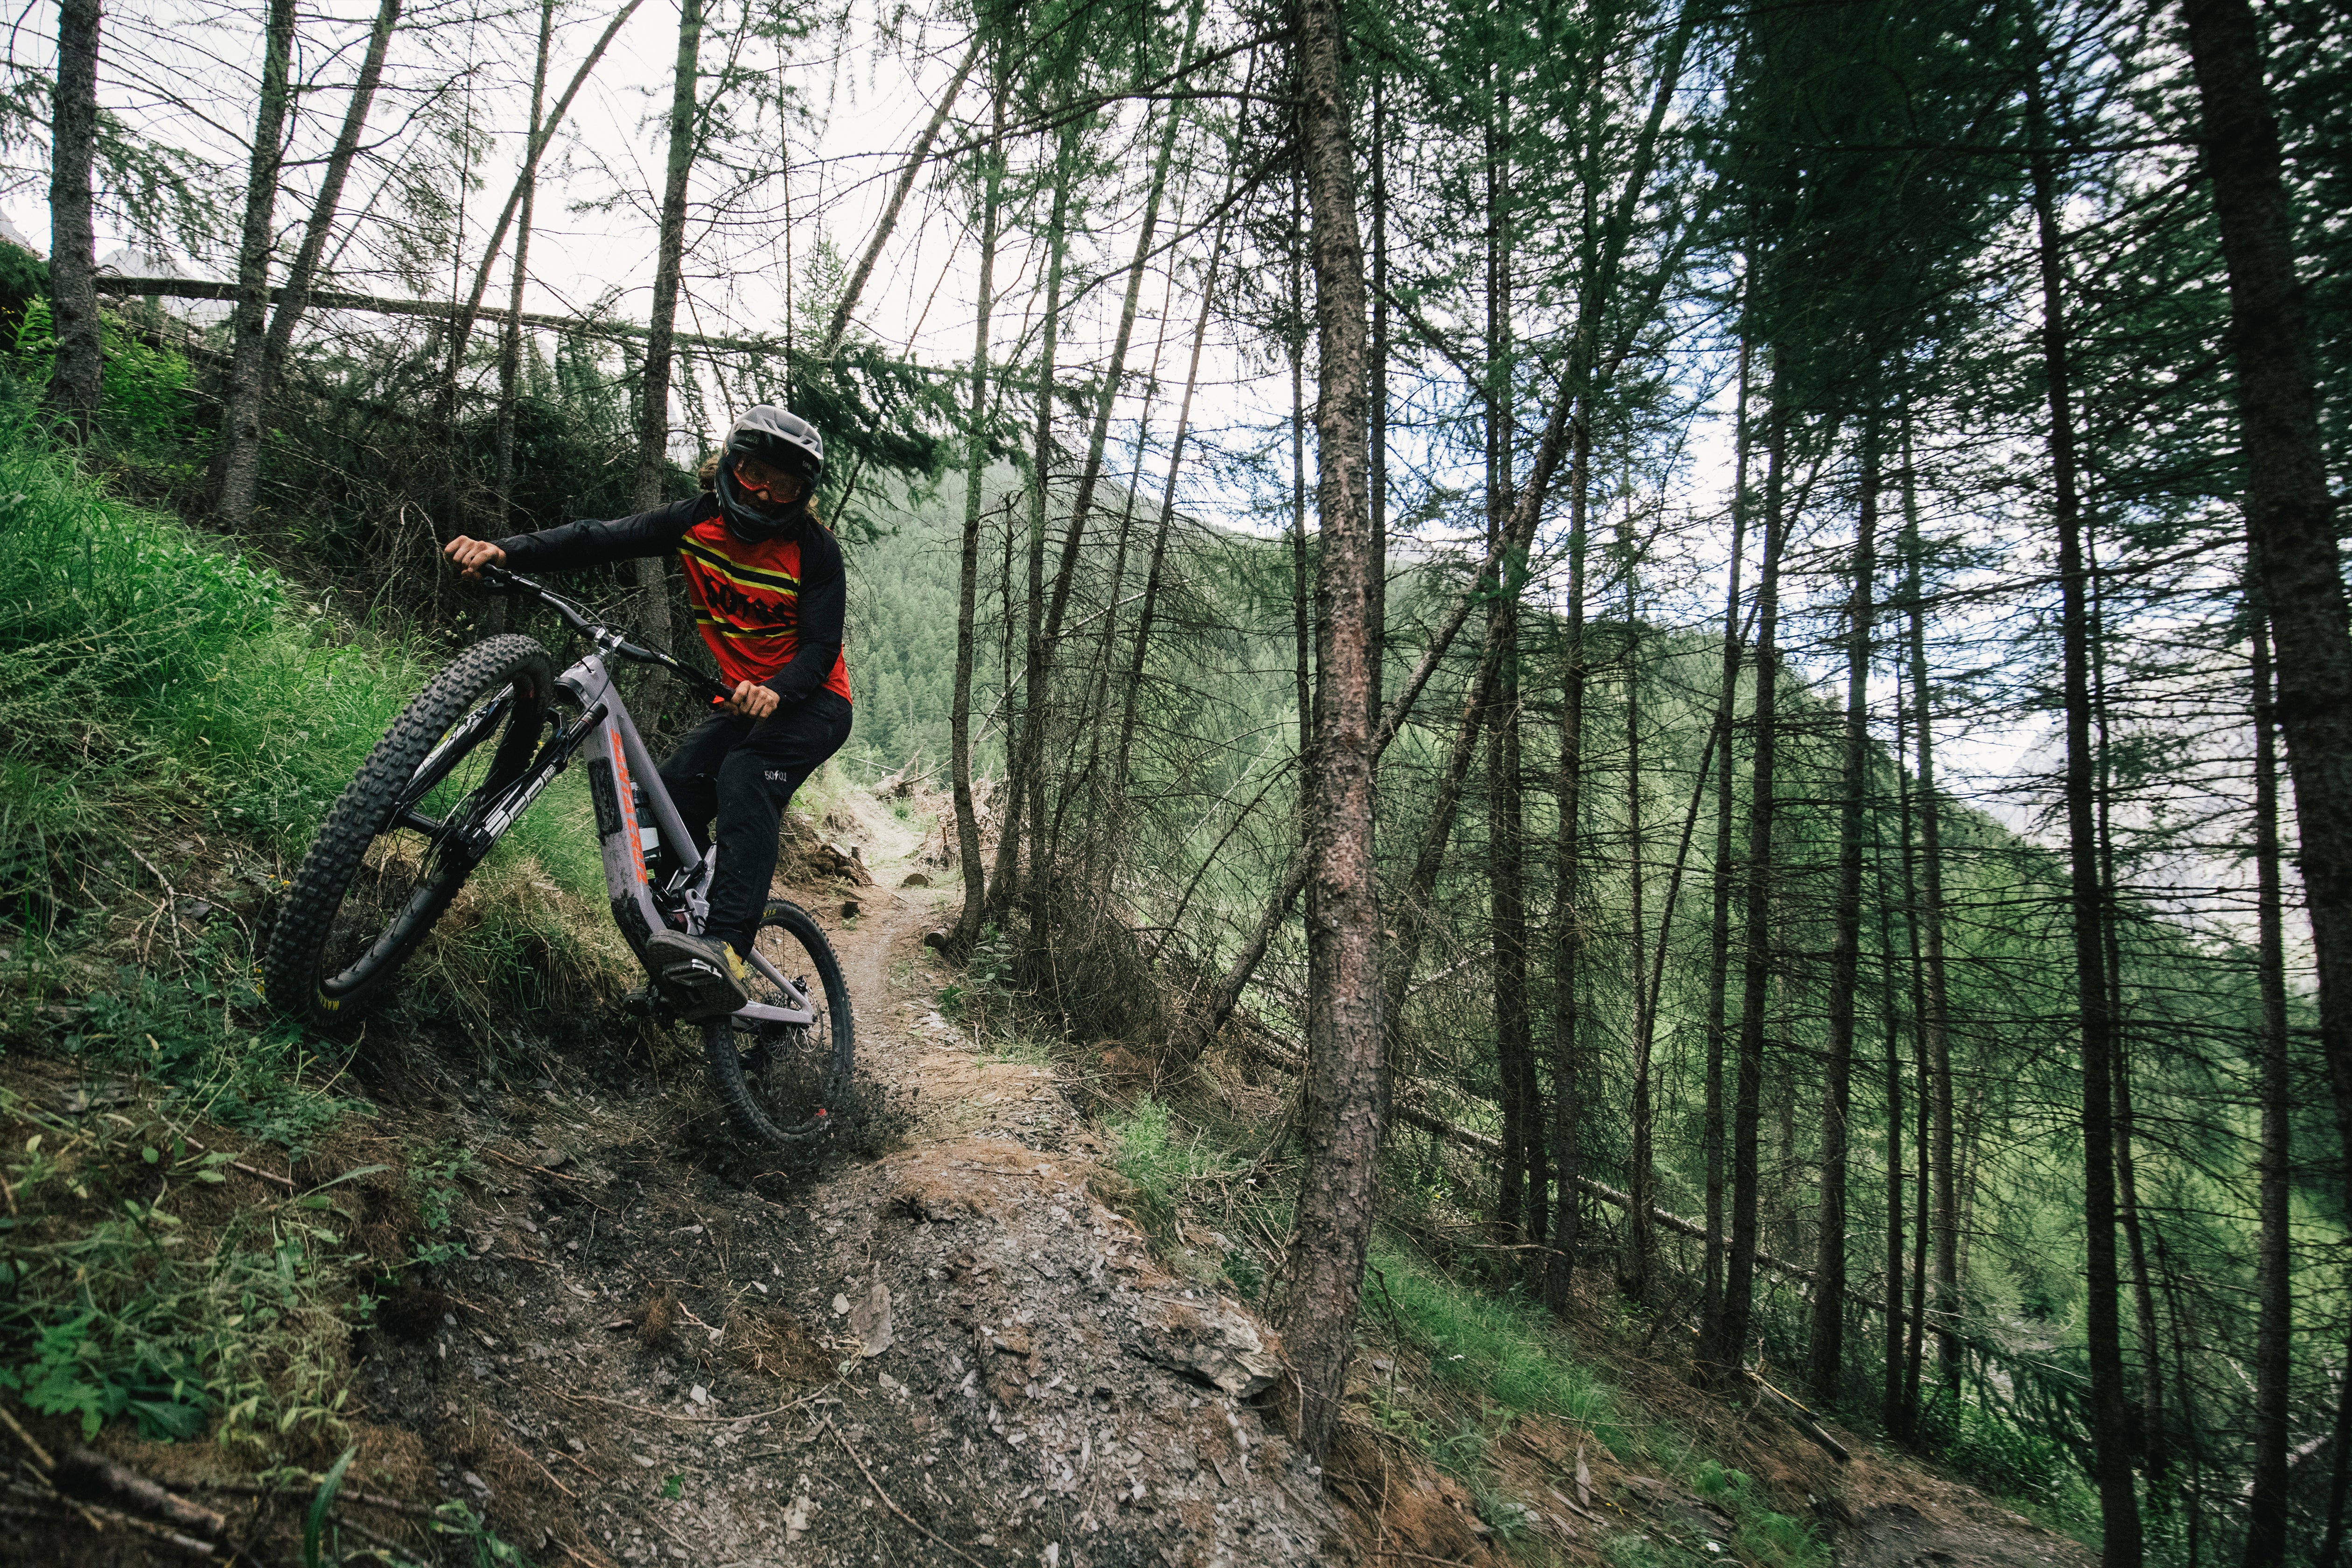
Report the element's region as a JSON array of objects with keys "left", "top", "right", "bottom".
[
  {"left": 1366, "top": 1238, "right": 1631, "bottom": 1452},
  {"left": 1692, "top": 1460, "right": 1833, "bottom": 1568},
  {"left": 1918, "top": 1386, "right": 2099, "bottom": 1534},
  {"left": 0, "top": 1096, "right": 369, "bottom": 1451},
  {"left": 0, "top": 421, "right": 587, "bottom": 1501},
  {"left": 1105, "top": 1094, "right": 1245, "bottom": 1246},
  {"left": 0, "top": 418, "right": 630, "bottom": 1023}
]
